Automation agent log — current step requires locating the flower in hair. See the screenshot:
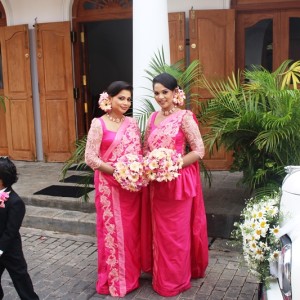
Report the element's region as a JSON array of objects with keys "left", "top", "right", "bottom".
[
  {"left": 98, "top": 92, "right": 112, "bottom": 112},
  {"left": 173, "top": 87, "right": 186, "bottom": 107},
  {"left": 0, "top": 191, "right": 10, "bottom": 208}
]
